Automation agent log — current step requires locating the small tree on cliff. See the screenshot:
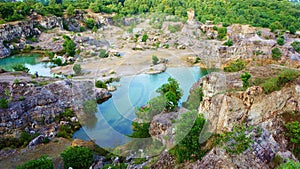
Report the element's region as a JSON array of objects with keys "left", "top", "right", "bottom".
[
  {"left": 61, "top": 146, "right": 93, "bottom": 169},
  {"left": 240, "top": 72, "right": 251, "bottom": 89},
  {"left": 63, "top": 36, "right": 76, "bottom": 57}
]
